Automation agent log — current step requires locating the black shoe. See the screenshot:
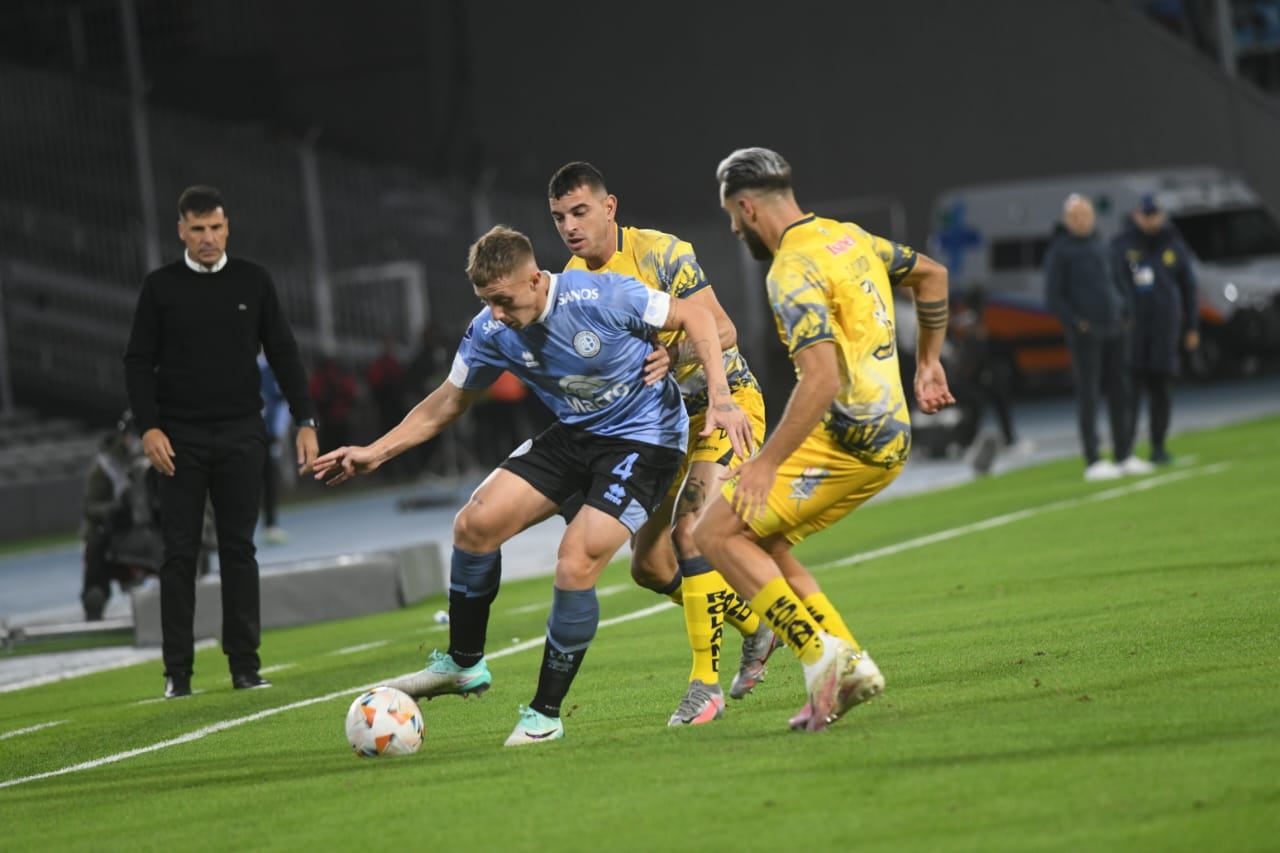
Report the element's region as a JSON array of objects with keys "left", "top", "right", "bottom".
[
  {"left": 232, "top": 672, "right": 273, "bottom": 690},
  {"left": 164, "top": 674, "right": 192, "bottom": 699},
  {"left": 82, "top": 586, "right": 107, "bottom": 622}
]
